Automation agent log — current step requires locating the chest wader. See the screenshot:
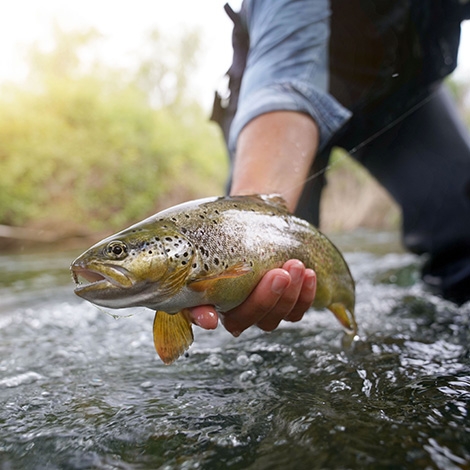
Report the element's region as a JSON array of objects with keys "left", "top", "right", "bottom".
[{"left": 212, "top": 1, "right": 470, "bottom": 303}]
